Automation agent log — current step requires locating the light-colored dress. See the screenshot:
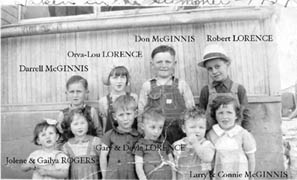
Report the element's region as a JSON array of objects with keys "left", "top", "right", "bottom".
[
  {"left": 26, "top": 149, "right": 69, "bottom": 180},
  {"left": 207, "top": 124, "right": 256, "bottom": 180},
  {"left": 63, "top": 135, "right": 101, "bottom": 180},
  {"left": 173, "top": 137, "right": 214, "bottom": 180}
]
